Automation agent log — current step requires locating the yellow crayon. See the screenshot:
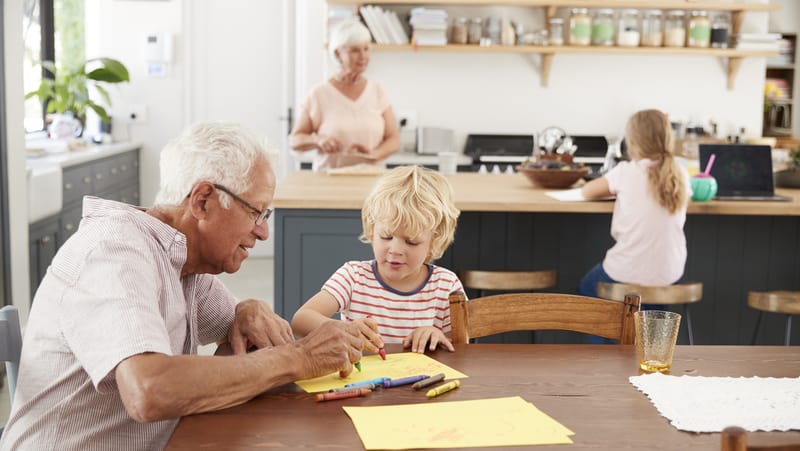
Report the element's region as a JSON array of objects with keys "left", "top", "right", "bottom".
[{"left": 426, "top": 380, "right": 460, "bottom": 398}]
